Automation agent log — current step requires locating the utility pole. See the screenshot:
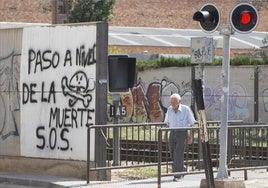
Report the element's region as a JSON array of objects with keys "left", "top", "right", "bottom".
[
  {"left": 216, "top": 25, "right": 233, "bottom": 179},
  {"left": 51, "top": 0, "right": 69, "bottom": 24},
  {"left": 51, "top": 0, "right": 57, "bottom": 24}
]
